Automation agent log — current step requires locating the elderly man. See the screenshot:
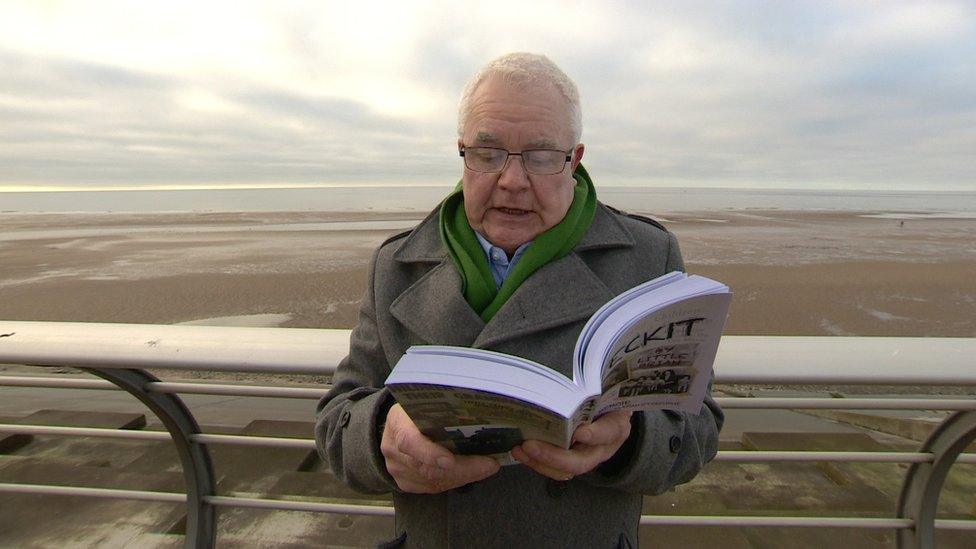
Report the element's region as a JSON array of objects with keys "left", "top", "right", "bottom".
[{"left": 315, "top": 53, "right": 722, "bottom": 548}]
